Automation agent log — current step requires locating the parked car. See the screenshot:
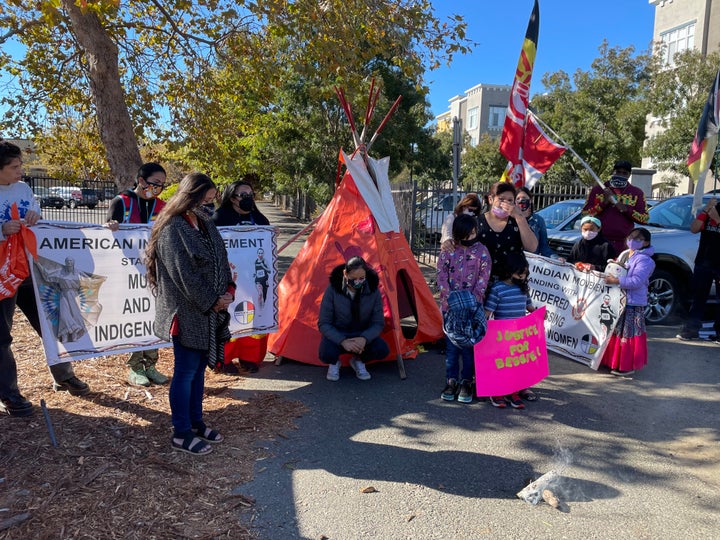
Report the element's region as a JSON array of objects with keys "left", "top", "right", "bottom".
[
  {"left": 51, "top": 186, "right": 98, "bottom": 209},
  {"left": 31, "top": 186, "right": 65, "bottom": 209},
  {"left": 416, "top": 192, "right": 467, "bottom": 239},
  {"left": 540, "top": 195, "right": 716, "bottom": 324}
]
